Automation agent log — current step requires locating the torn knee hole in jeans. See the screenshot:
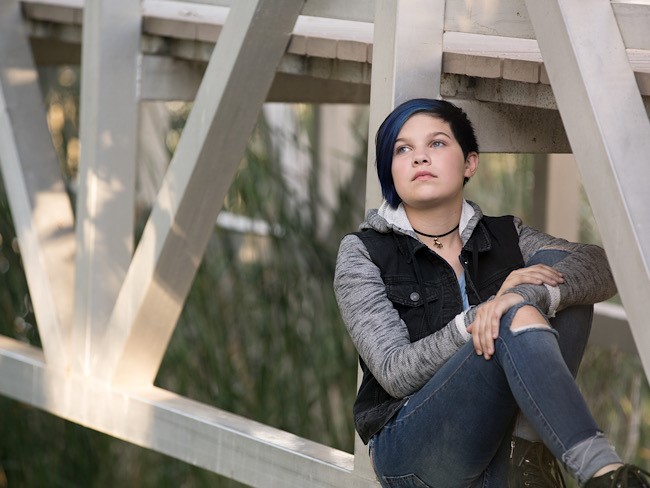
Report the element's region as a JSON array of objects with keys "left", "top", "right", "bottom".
[{"left": 509, "top": 323, "right": 552, "bottom": 334}]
